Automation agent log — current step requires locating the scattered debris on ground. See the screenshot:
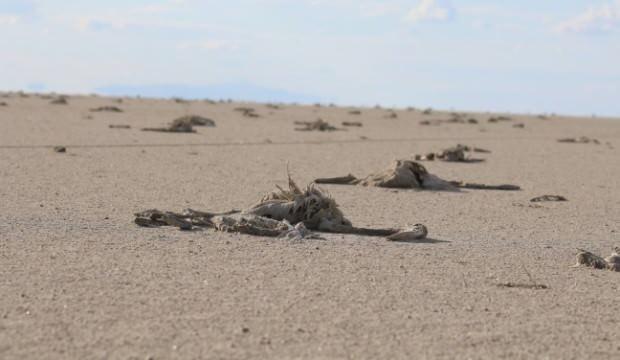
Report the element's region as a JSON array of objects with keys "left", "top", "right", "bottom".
[
  {"left": 488, "top": 116, "right": 512, "bottom": 123},
  {"left": 513, "top": 123, "right": 525, "bottom": 128},
  {"left": 50, "top": 97, "right": 68, "bottom": 105},
  {"left": 497, "top": 282, "right": 548, "bottom": 290},
  {"left": 142, "top": 117, "right": 201, "bottom": 133},
  {"left": 234, "top": 107, "right": 260, "bottom": 118},
  {"left": 175, "top": 115, "right": 216, "bottom": 127},
  {"left": 91, "top": 106, "right": 123, "bottom": 113},
  {"left": 109, "top": 124, "right": 131, "bottom": 129},
  {"left": 575, "top": 248, "right": 620, "bottom": 271},
  {"left": 414, "top": 144, "right": 489, "bottom": 163},
  {"left": 315, "top": 160, "right": 520, "bottom": 191},
  {"left": 446, "top": 113, "right": 478, "bottom": 124},
  {"left": 53, "top": 146, "right": 66, "bottom": 153},
  {"left": 294, "top": 119, "right": 339, "bottom": 132},
  {"left": 135, "top": 175, "right": 429, "bottom": 241},
  {"left": 558, "top": 136, "right": 600, "bottom": 144},
  {"left": 342, "top": 121, "right": 363, "bottom": 127},
  {"left": 266, "top": 103, "right": 280, "bottom": 109},
  {"left": 420, "top": 119, "right": 445, "bottom": 126},
  {"left": 348, "top": 110, "right": 362, "bottom": 115},
  {"left": 530, "top": 195, "right": 567, "bottom": 202},
  {"left": 422, "top": 108, "right": 433, "bottom": 115},
  {"left": 141, "top": 116, "right": 214, "bottom": 133},
  {"left": 419, "top": 114, "right": 479, "bottom": 126},
  {"left": 497, "top": 265, "right": 548, "bottom": 290},
  {"left": 512, "top": 202, "right": 544, "bottom": 209},
  {"left": 0, "top": 101, "right": 7, "bottom": 106},
  {"left": 385, "top": 112, "right": 398, "bottom": 119}
]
